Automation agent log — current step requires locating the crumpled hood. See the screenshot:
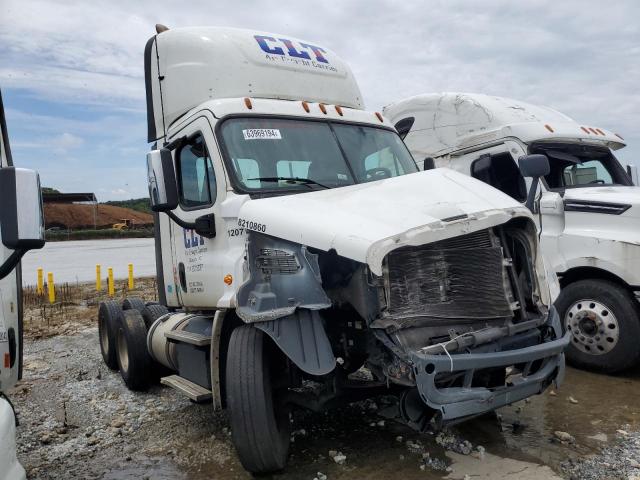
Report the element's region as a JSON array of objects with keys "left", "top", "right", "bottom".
[
  {"left": 237, "top": 168, "right": 531, "bottom": 275},
  {"left": 564, "top": 186, "right": 640, "bottom": 218}
]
